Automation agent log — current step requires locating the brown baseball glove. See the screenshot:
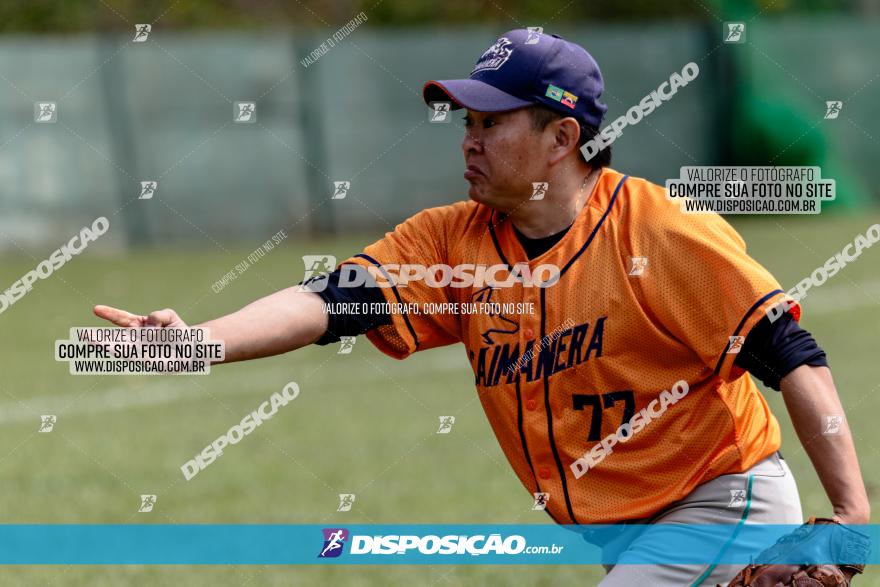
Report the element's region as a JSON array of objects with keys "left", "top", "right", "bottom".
[{"left": 723, "top": 517, "right": 869, "bottom": 587}]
